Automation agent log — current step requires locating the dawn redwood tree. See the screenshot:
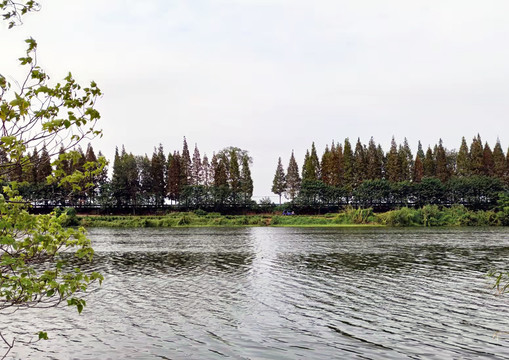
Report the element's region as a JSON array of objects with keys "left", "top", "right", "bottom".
[
  {"left": 492, "top": 140, "right": 507, "bottom": 181},
  {"left": 342, "top": 138, "right": 354, "bottom": 190},
  {"left": 470, "top": 135, "right": 484, "bottom": 175},
  {"left": 412, "top": 155, "right": 424, "bottom": 183},
  {"left": 84, "top": 143, "right": 98, "bottom": 203},
  {"left": 272, "top": 157, "right": 286, "bottom": 205},
  {"left": 151, "top": 144, "right": 167, "bottom": 206},
  {"left": 398, "top": 144, "right": 409, "bottom": 182},
  {"left": 309, "top": 142, "right": 320, "bottom": 180},
  {"left": 330, "top": 142, "right": 343, "bottom": 186},
  {"left": 482, "top": 142, "right": 494, "bottom": 177},
  {"left": 435, "top": 139, "right": 450, "bottom": 183},
  {"left": 181, "top": 137, "right": 191, "bottom": 186},
  {"left": 229, "top": 149, "right": 241, "bottom": 205},
  {"left": 240, "top": 155, "right": 253, "bottom": 206},
  {"left": 202, "top": 154, "right": 211, "bottom": 187},
  {"left": 213, "top": 154, "right": 229, "bottom": 207},
  {"left": 167, "top": 152, "right": 182, "bottom": 204},
  {"left": 416, "top": 141, "right": 425, "bottom": 161},
  {"left": 423, "top": 146, "right": 435, "bottom": 178},
  {"left": 137, "top": 155, "right": 153, "bottom": 204},
  {"left": 320, "top": 145, "right": 333, "bottom": 185},
  {"left": 0, "top": 2, "right": 104, "bottom": 356},
  {"left": 191, "top": 144, "right": 202, "bottom": 186},
  {"left": 401, "top": 138, "right": 414, "bottom": 180},
  {"left": 285, "top": 151, "right": 301, "bottom": 201},
  {"left": 386, "top": 137, "right": 400, "bottom": 182},
  {"left": 302, "top": 149, "right": 316, "bottom": 182},
  {"left": 354, "top": 138, "right": 367, "bottom": 185},
  {"left": 38, "top": 145, "right": 52, "bottom": 183},
  {"left": 366, "top": 137, "right": 382, "bottom": 180},
  {"left": 456, "top": 137, "right": 470, "bottom": 176}
]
